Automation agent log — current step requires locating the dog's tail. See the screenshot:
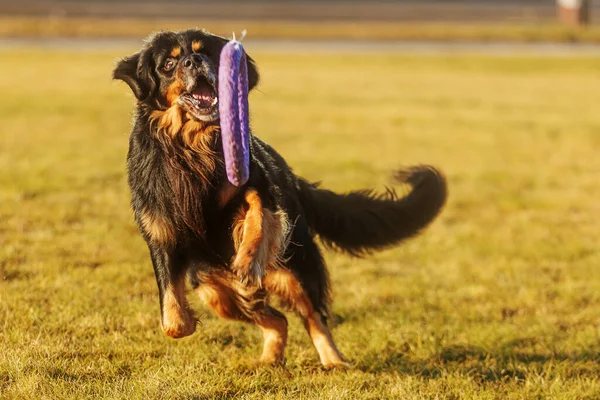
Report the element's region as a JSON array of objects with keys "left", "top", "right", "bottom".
[{"left": 296, "top": 165, "right": 447, "bottom": 256}]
